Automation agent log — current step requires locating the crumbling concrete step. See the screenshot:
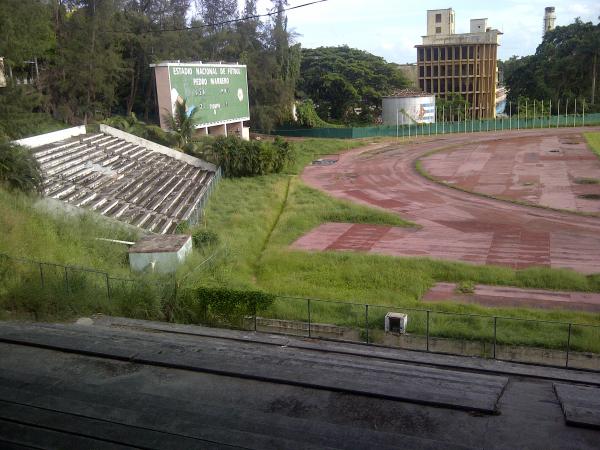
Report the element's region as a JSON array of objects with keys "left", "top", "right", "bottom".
[{"left": 554, "top": 383, "right": 600, "bottom": 429}]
